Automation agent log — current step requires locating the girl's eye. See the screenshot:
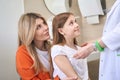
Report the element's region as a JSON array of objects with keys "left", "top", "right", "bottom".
[
  {"left": 70, "top": 21, "right": 73, "bottom": 25},
  {"left": 43, "top": 21, "right": 47, "bottom": 25},
  {"left": 36, "top": 25, "right": 41, "bottom": 29},
  {"left": 75, "top": 20, "right": 77, "bottom": 22}
]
